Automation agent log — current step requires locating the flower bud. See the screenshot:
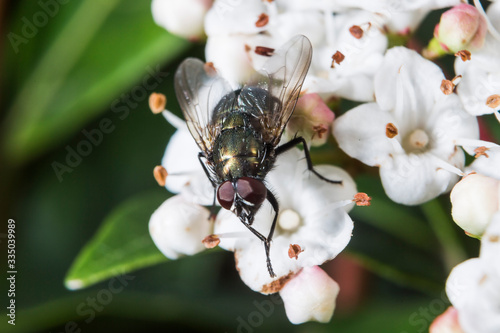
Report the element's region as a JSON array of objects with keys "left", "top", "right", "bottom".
[
  {"left": 279, "top": 266, "right": 340, "bottom": 324},
  {"left": 450, "top": 173, "right": 500, "bottom": 237},
  {"left": 149, "top": 195, "right": 211, "bottom": 259},
  {"left": 434, "top": 4, "right": 487, "bottom": 53},
  {"left": 152, "top": 0, "right": 213, "bottom": 40},
  {"left": 286, "top": 93, "right": 335, "bottom": 147},
  {"left": 430, "top": 307, "right": 465, "bottom": 333}
]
